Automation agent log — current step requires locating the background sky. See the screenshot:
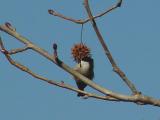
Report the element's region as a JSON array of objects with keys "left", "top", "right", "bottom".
[{"left": 0, "top": 0, "right": 160, "bottom": 120}]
